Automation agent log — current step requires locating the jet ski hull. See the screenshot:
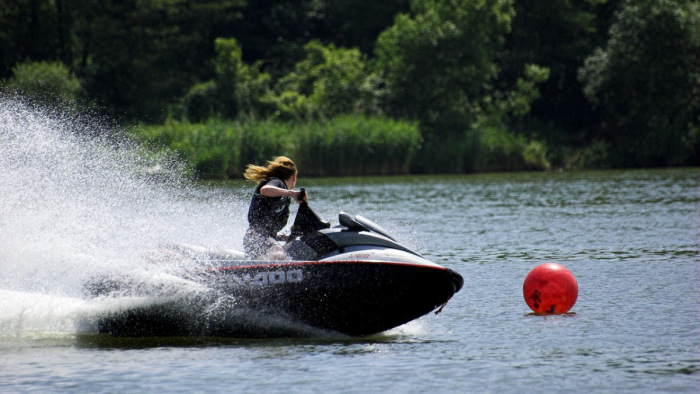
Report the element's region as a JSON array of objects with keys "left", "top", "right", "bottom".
[
  {"left": 89, "top": 259, "right": 463, "bottom": 338},
  {"left": 88, "top": 208, "right": 464, "bottom": 338}
]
